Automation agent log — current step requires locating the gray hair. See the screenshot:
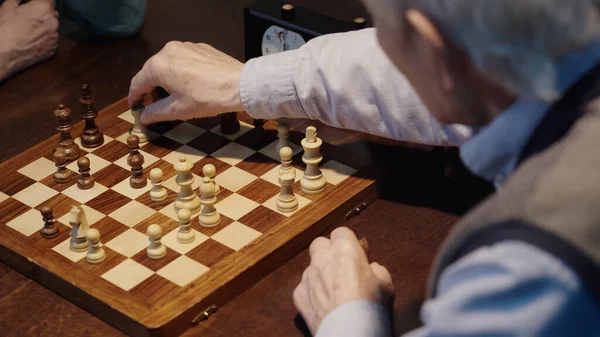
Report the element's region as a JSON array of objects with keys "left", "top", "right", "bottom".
[{"left": 391, "top": 0, "right": 600, "bottom": 101}]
